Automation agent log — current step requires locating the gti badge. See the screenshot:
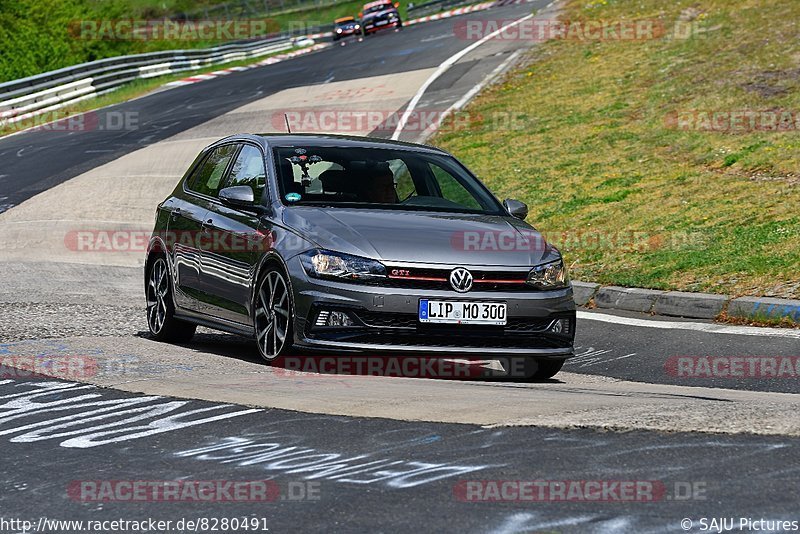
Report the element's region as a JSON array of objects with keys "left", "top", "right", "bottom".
[{"left": 449, "top": 267, "right": 473, "bottom": 293}]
